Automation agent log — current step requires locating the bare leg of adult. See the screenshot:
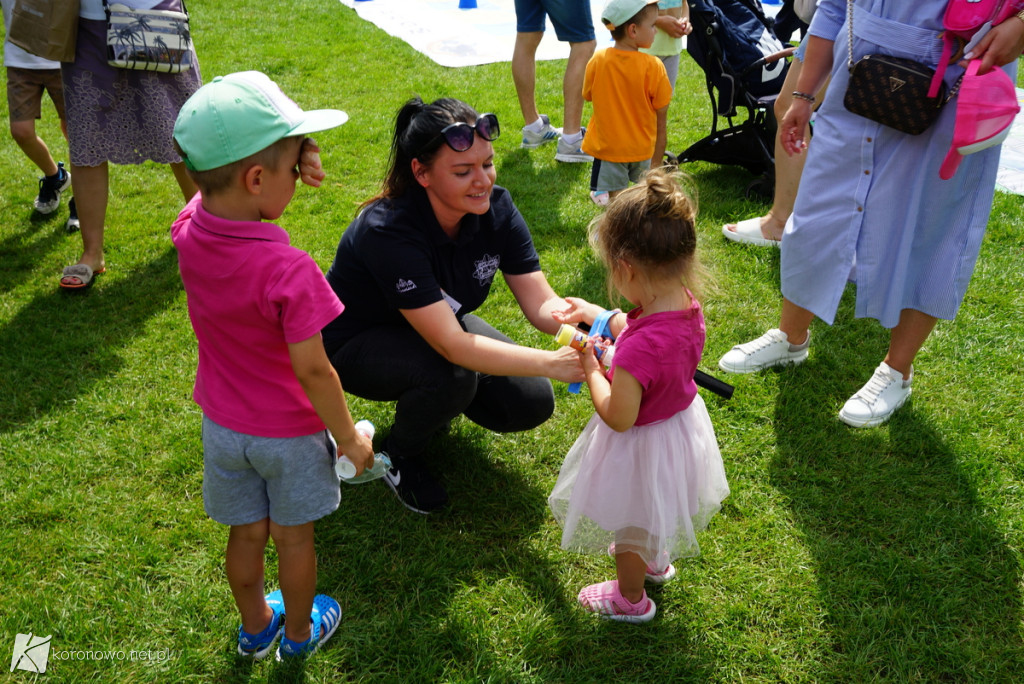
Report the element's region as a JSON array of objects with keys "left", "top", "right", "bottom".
[
  {"left": 724, "top": 59, "right": 828, "bottom": 244},
  {"left": 170, "top": 161, "right": 197, "bottom": 202},
  {"left": 884, "top": 309, "right": 937, "bottom": 380},
  {"left": 562, "top": 40, "right": 596, "bottom": 136},
  {"left": 512, "top": 32, "right": 544, "bottom": 126},
  {"left": 724, "top": 61, "right": 803, "bottom": 242},
  {"left": 60, "top": 162, "right": 108, "bottom": 287},
  {"left": 779, "top": 298, "right": 814, "bottom": 346}
]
